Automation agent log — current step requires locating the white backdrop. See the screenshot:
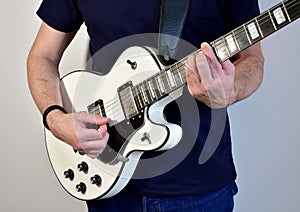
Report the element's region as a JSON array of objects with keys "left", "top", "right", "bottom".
[{"left": 0, "top": 0, "right": 299, "bottom": 211}]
